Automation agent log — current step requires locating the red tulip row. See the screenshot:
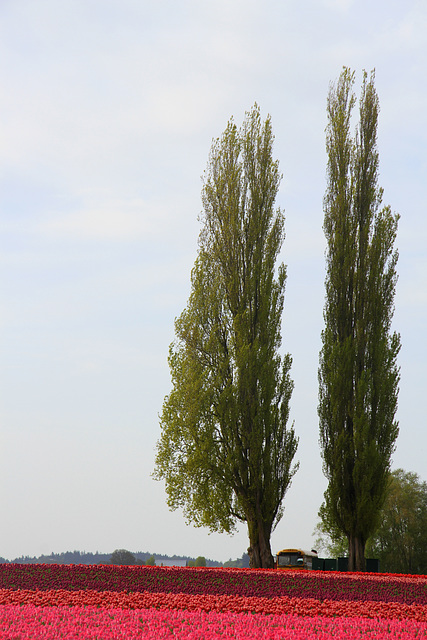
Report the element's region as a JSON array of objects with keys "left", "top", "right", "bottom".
[
  {"left": 1, "top": 604, "right": 426, "bottom": 640},
  {"left": 1, "top": 564, "right": 426, "bottom": 604},
  {"left": 0, "top": 586, "right": 426, "bottom": 621}
]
